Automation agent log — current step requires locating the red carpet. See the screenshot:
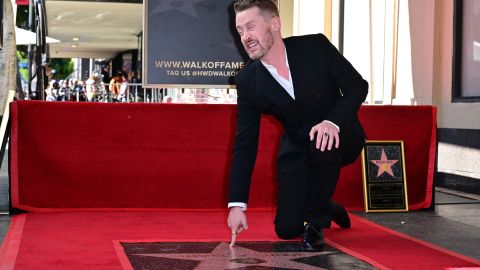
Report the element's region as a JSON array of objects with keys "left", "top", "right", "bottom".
[{"left": 1, "top": 211, "right": 479, "bottom": 269}]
